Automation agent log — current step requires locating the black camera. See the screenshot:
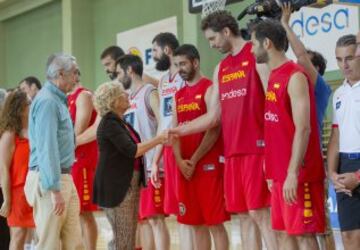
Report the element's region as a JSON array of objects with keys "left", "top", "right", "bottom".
[
  {"left": 238, "top": 0, "right": 326, "bottom": 39},
  {"left": 238, "top": 0, "right": 322, "bottom": 20}
]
